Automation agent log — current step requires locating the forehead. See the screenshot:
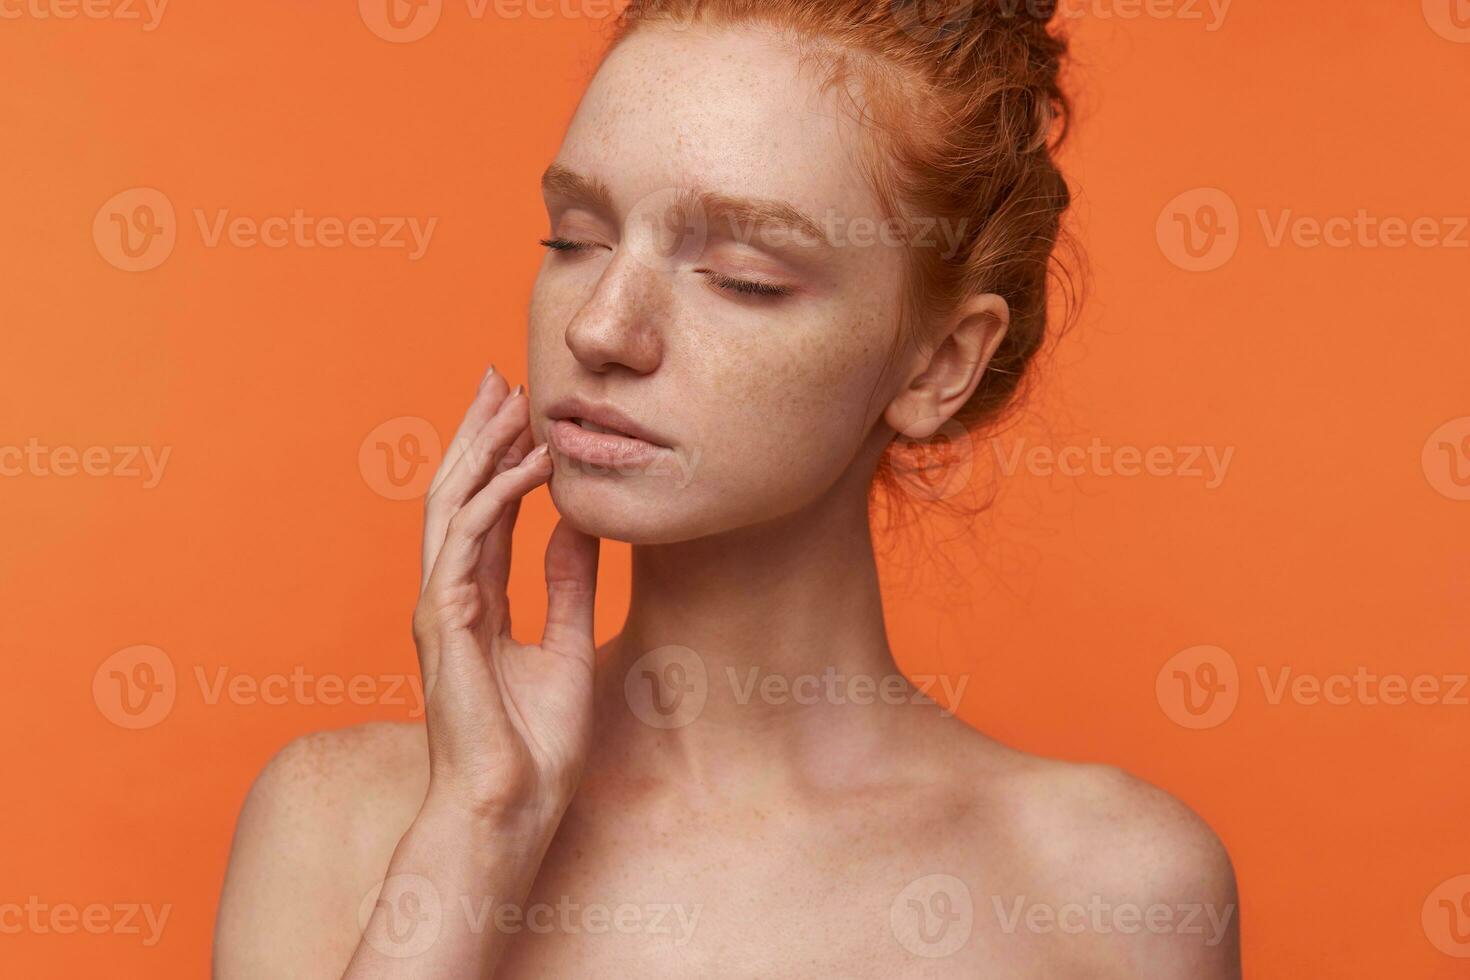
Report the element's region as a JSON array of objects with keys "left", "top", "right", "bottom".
[{"left": 556, "top": 24, "right": 883, "bottom": 225}]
